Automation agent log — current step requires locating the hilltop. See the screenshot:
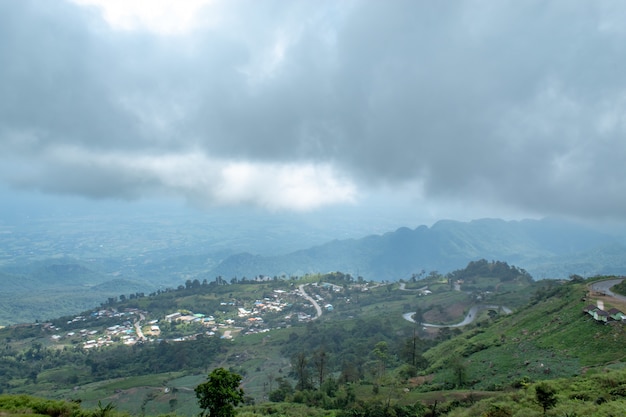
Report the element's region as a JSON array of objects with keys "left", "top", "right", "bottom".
[{"left": 209, "top": 217, "right": 625, "bottom": 281}]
